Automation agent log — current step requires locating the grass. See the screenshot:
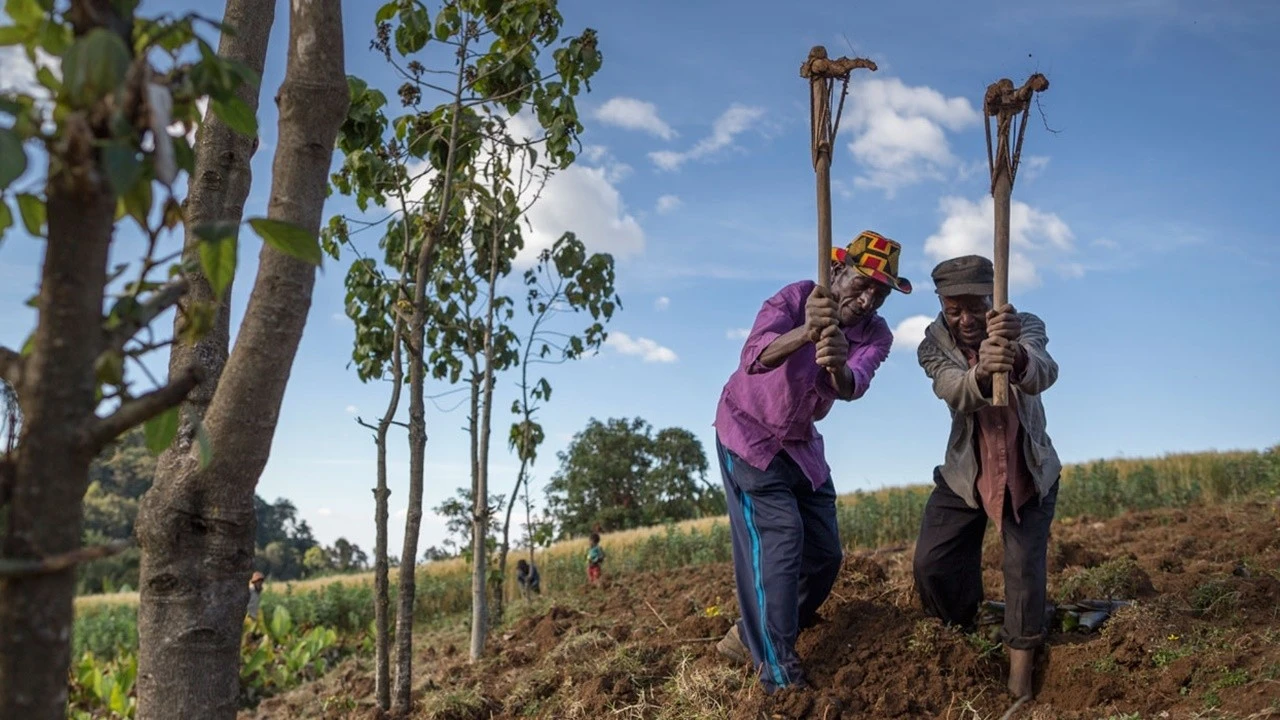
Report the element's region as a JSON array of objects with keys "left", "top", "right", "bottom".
[{"left": 1056, "top": 556, "right": 1152, "bottom": 602}]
